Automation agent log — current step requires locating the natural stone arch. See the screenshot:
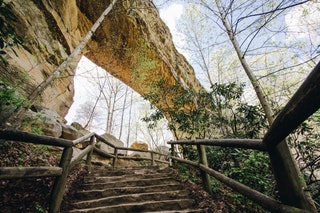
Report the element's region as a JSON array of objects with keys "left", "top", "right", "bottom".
[{"left": 80, "top": 0, "right": 202, "bottom": 110}]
